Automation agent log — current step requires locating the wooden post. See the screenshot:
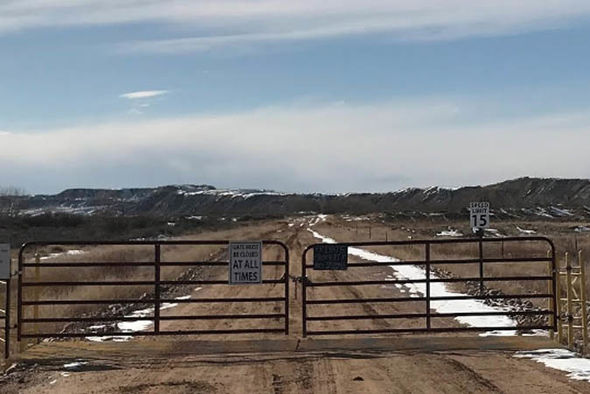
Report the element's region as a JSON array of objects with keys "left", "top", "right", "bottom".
[
  {"left": 556, "top": 254, "right": 563, "bottom": 344},
  {"left": 565, "top": 252, "right": 574, "bottom": 349},
  {"left": 34, "top": 252, "right": 40, "bottom": 344},
  {"left": 580, "top": 250, "right": 588, "bottom": 352}
]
